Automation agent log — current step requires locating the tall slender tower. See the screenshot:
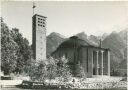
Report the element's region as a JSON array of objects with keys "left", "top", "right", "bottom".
[{"left": 32, "top": 14, "right": 47, "bottom": 61}]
